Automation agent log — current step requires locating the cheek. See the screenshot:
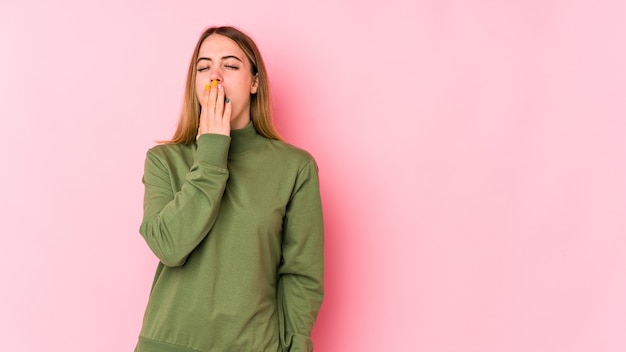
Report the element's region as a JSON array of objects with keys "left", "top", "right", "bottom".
[
  {"left": 226, "top": 81, "right": 251, "bottom": 100},
  {"left": 195, "top": 82, "right": 205, "bottom": 101}
]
